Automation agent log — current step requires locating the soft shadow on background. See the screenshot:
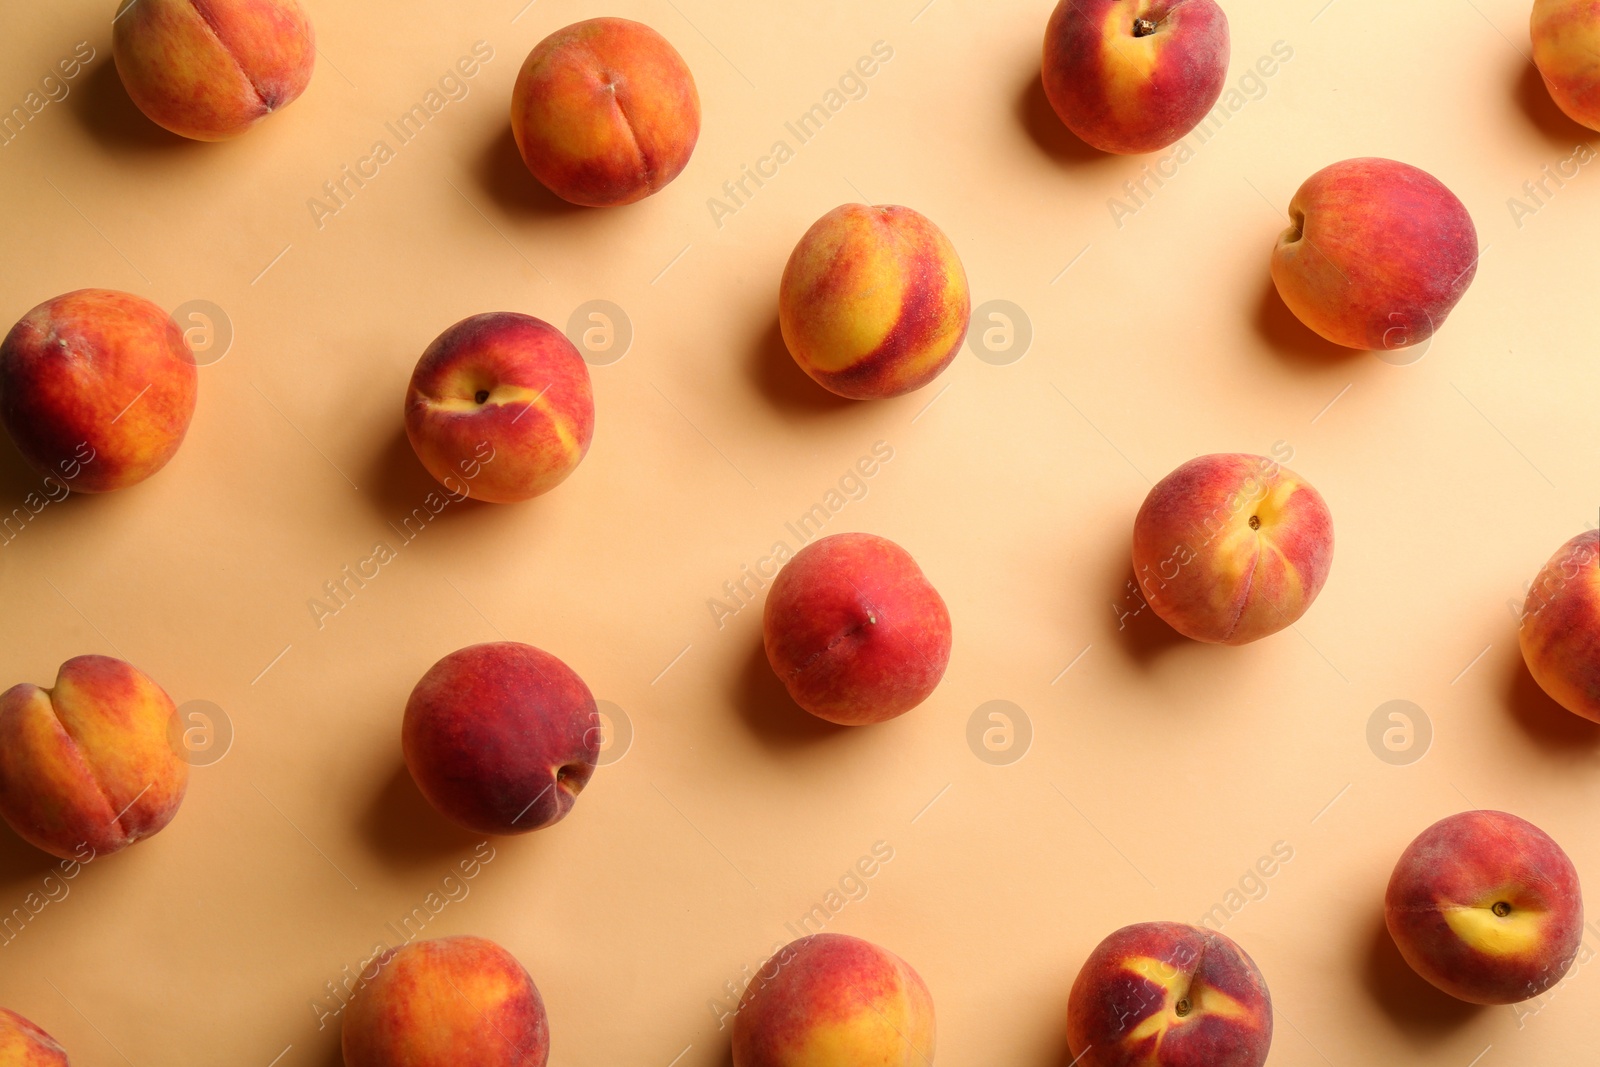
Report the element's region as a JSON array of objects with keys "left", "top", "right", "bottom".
[
  {"left": 68, "top": 60, "right": 195, "bottom": 153},
  {"left": 1015, "top": 72, "right": 1114, "bottom": 167},
  {"left": 1515, "top": 60, "right": 1590, "bottom": 146},
  {"left": 1361, "top": 914, "right": 1483, "bottom": 1040},
  {"left": 1506, "top": 651, "right": 1600, "bottom": 753},
  {"left": 745, "top": 316, "right": 856, "bottom": 418},
  {"left": 1252, "top": 274, "right": 1363, "bottom": 368},
  {"left": 733, "top": 638, "right": 851, "bottom": 750},
  {"left": 359, "top": 423, "right": 493, "bottom": 529},
  {"left": 359, "top": 762, "right": 483, "bottom": 873},
  {"left": 475, "top": 126, "right": 586, "bottom": 218}
]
